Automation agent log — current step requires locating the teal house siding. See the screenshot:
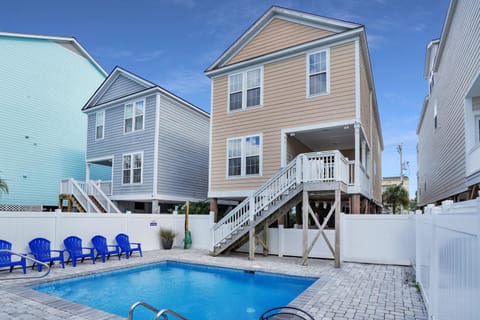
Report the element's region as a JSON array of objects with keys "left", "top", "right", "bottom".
[{"left": 0, "top": 33, "right": 106, "bottom": 207}]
